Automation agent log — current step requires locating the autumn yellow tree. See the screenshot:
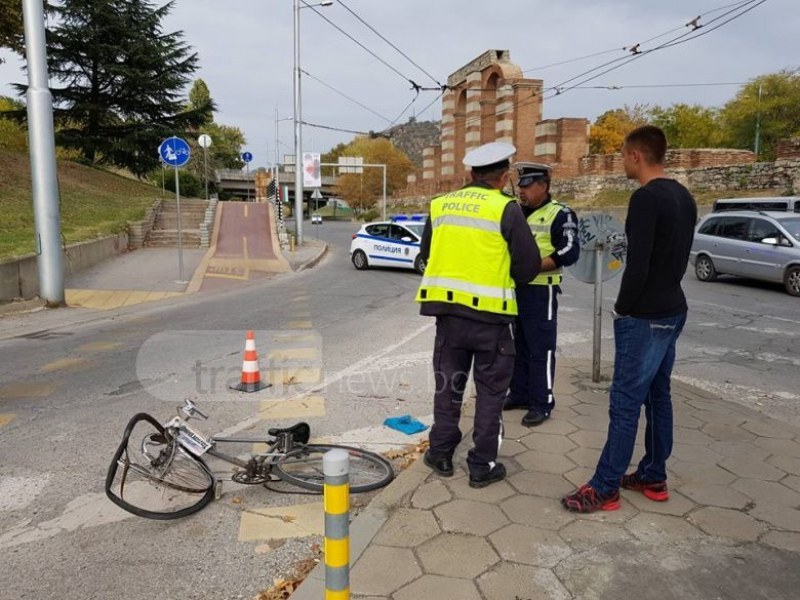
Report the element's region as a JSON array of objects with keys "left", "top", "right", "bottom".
[
  {"left": 332, "top": 136, "right": 414, "bottom": 212},
  {"left": 588, "top": 105, "right": 649, "bottom": 154}
]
